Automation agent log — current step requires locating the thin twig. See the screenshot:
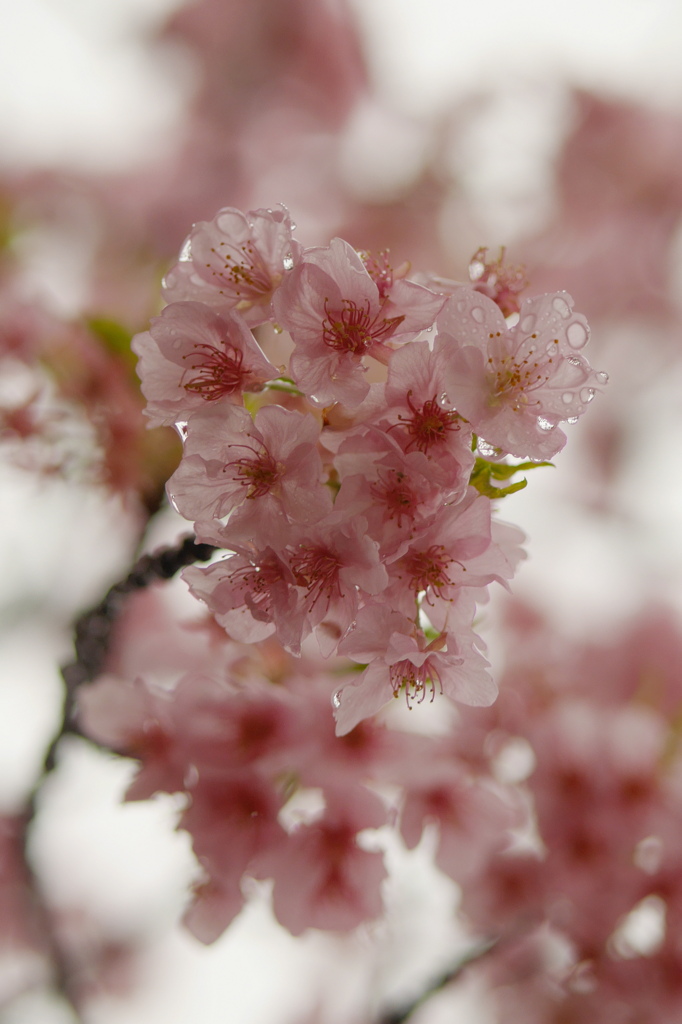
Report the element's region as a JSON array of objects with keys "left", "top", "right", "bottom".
[
  {"left": 15, "top": 535, "right": 216, "bottom": 1021},
  {"left": 377, "top": 936, "right": 499, "bottom": 1024}
]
